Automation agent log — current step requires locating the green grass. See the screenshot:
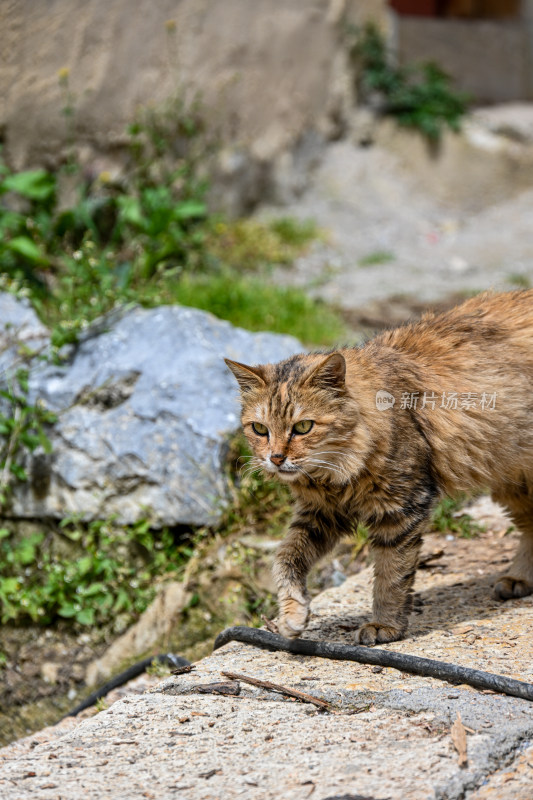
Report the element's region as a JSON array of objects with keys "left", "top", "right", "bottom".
[
  {"left": 0, "top": 154, "right": 338, "bottom": 350},
  {"left": 0, "top": 173, "right": 344, "bottom": 349},
  {"left": 358, "top": 250, "right": 395, "bottom": 267},
  {"left": 0, "top": 516, "right": 192, "bottom": 627},
  {"left": 26, "top": 239, "right": 345, "bottom": 349},
  {"left": 268, "top": 217, "right": 319, "bottom": 248},
  {"left": 507, "top": 273, "right": 530, "bottom": 289},
  {"left": 172, "top": 271, "right": 345, "bottom": 345},
  {"left": 431, "top": 495, "right": 484, "bottom": 539},
  {"left": 206, "top": 218, "right": 317, "bottom": 272}
]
